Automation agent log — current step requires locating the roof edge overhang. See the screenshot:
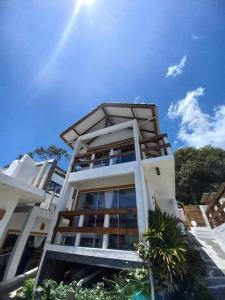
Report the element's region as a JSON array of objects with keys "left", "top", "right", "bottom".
[{"left": 60, "top": 102, "right": 159, "bottom": 148}]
